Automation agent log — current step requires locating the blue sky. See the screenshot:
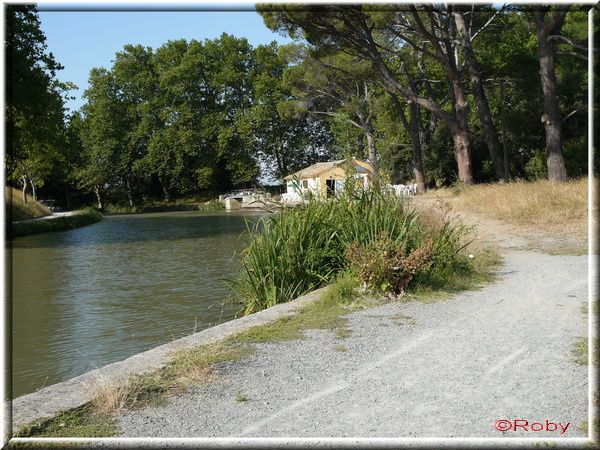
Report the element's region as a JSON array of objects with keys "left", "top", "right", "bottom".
[{"left": 38, "top": 10, "right": 291, "bottom": 112}]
